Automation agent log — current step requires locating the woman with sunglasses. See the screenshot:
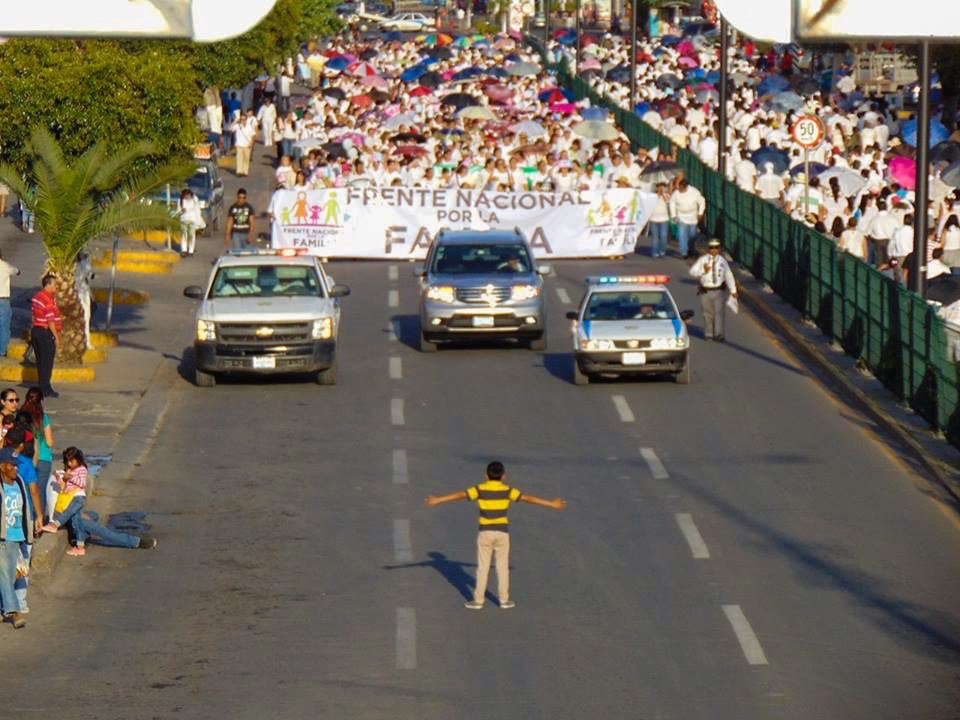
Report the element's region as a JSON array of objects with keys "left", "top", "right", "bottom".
[{"left": 19, "top": 388, "right": 53, "bottom": 521}]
